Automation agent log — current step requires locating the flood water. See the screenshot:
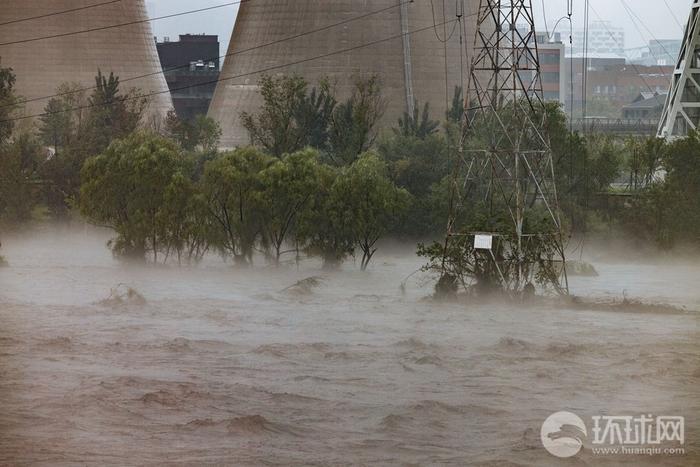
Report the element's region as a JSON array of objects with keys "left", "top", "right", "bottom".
[{"left": 0, "top": 226, "right": 698, "bottom": 465}]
